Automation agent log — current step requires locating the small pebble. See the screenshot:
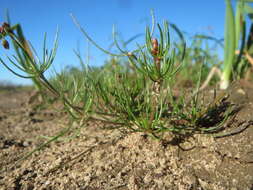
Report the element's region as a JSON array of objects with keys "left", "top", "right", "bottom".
[
  {"left": 236, "top": 88, "right": 246, "bottom": 95},
  {"left": 22, "top": 141, "right": 30, "bottom": 147}
]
